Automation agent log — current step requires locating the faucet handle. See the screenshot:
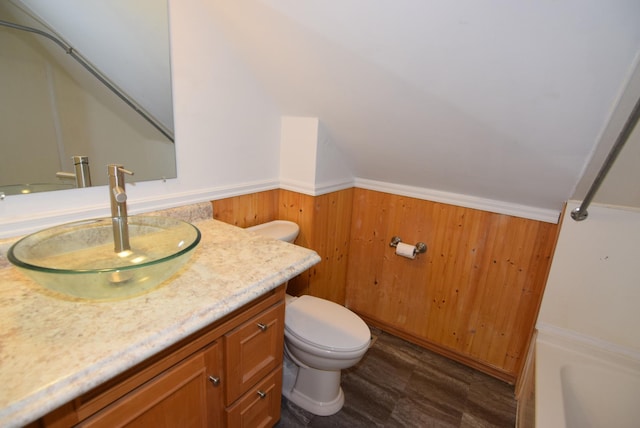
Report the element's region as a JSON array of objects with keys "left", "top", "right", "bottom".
[
  {"left": 112, "top": 186, "right": 127, "bottom": 203},
  {"left": 108, "top": 164, "right": 134, "bottom": 204},
  {"left": 107, "top": 164, "right": 134, "bottom": 178},
  {"left": 118, "top": 167, "right": 134, "bottom": 176}
]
